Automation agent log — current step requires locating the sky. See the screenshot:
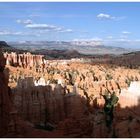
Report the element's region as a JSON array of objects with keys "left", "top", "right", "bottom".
[{"left": 0, "top": 2, "right": 140, "bottom": 49}]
